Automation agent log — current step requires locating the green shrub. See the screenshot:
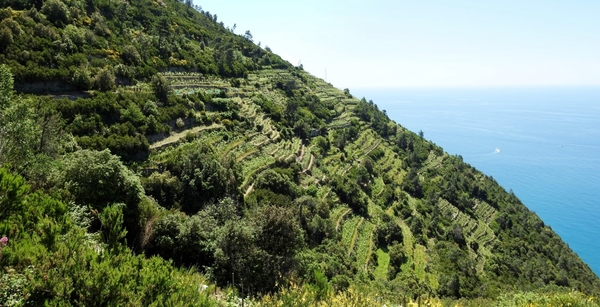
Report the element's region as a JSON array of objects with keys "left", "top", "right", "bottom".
[
  {"left": 57, "top": 149, "right": 144, "bottom": 210},
  {"left": 94, "top": 66, "right": 115, "bottom": 91},
  {"left": 0, "top": 26, "right": 13, "bottom": 50},
  {"left": 0, "top": 7, "right": 12, "bottom": 20},
  {"left": 151, "top": 73, "right": 171, "bottom": 102},
  {"left": 41, "top": 0, "right": 70, "bottom": 26},
  {"left": 122, "top": 45, "right": 141, "bottom": 65},
  {"left": 71, "top": 66, "right": 92, "bottom": 89},
  {"left": 63, "top": 24, "right": 84, "bottom": 46},
  {"left": 0, "top": 18, "right": 21, "bottom": 35}
]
